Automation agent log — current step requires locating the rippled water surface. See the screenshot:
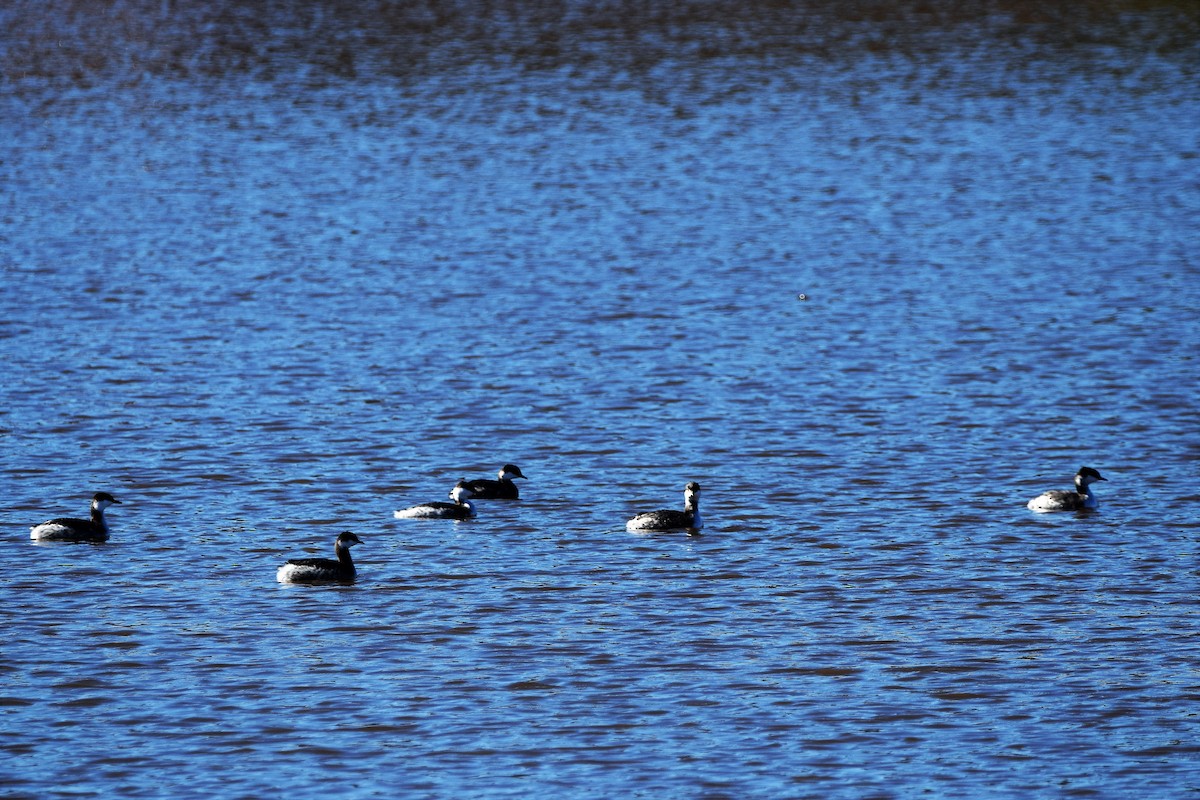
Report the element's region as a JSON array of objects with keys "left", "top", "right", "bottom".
[{"left": 2, "top": 2, "right": 1198, "bottom": 797}]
